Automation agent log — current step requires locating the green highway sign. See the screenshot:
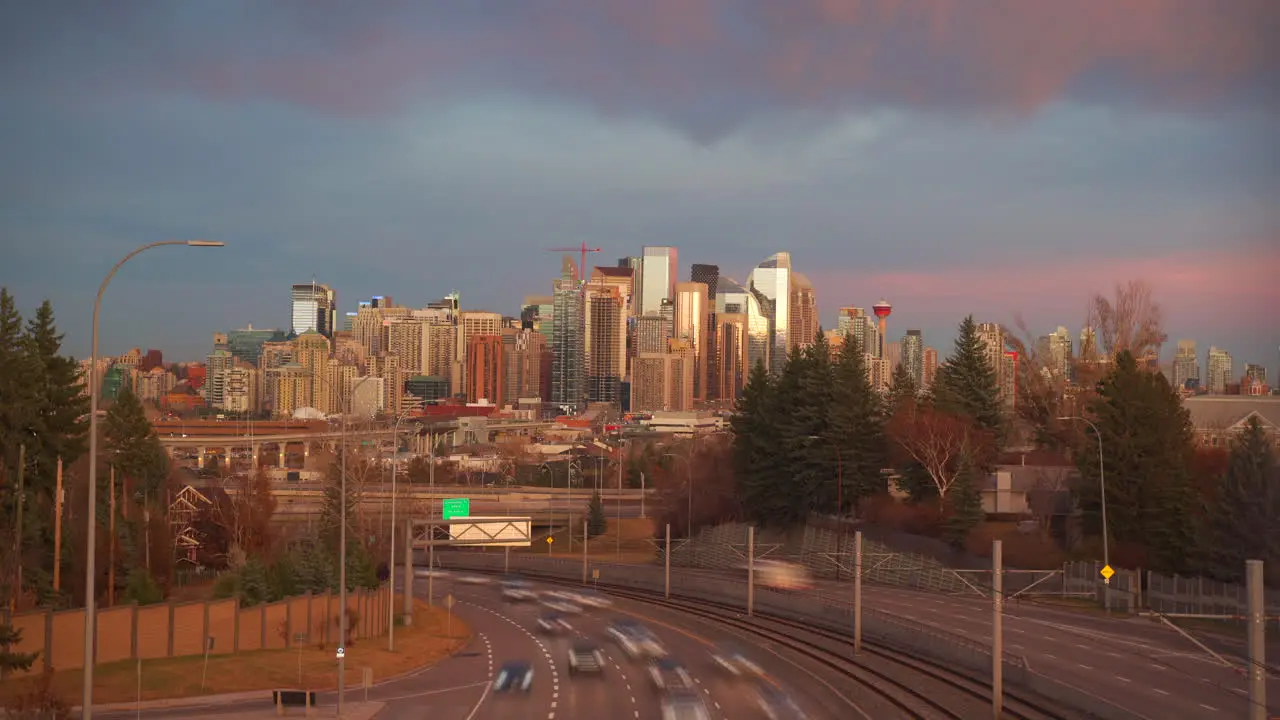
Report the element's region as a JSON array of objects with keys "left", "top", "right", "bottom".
[{"left": 442, "top": 497, "right": 470, "bottom": 520}]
